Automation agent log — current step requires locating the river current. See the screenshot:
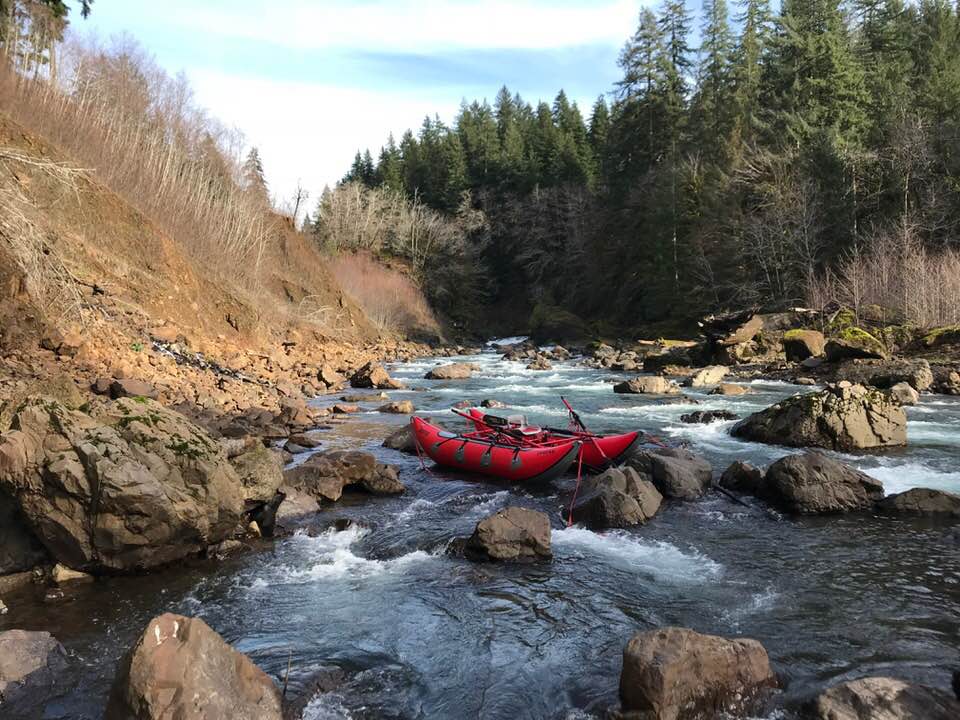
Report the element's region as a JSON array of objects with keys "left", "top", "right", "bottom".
[{"left": 3, "top": 345, "right": 959, "bottom": 719}]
